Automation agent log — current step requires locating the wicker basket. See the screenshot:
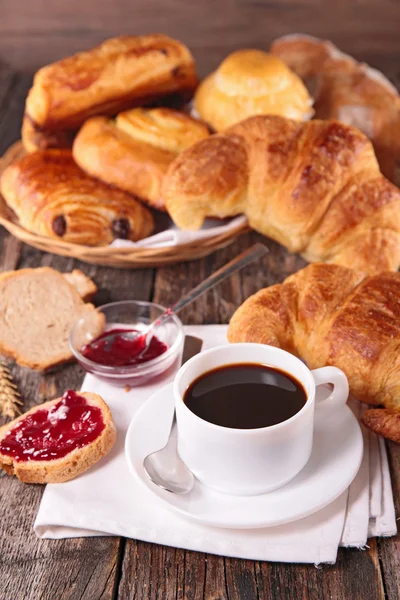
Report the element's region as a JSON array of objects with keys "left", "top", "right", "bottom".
[{"left": 0, "top": 142, "right": 249, "bottom": 268}]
